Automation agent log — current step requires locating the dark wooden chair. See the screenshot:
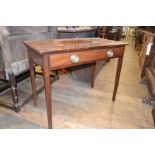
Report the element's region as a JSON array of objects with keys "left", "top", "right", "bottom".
[{"left": 98, "top": 26, "right": 109, "bottom": 38}]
